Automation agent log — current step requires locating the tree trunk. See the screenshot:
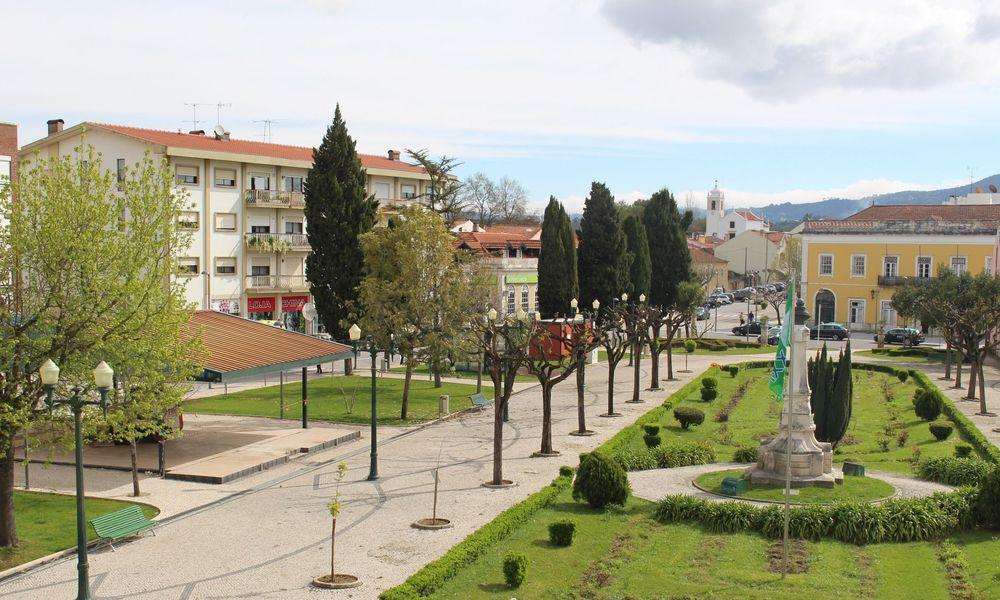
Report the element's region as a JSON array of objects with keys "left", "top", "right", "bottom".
[
  {"left": 576, "top": 359, "right": 586, "bottom": 433},
  {"left": 491, "top": 372, "right": 504, "bottom": 484},
  {"left": 978, "top": 362, "right": 989, "bottom": 416},
  {"left": 943, "top": 342, "right": 952, "bottom": 379},
  {"left": 433, "top": 369, "right": 442, "bottom": 388},
  {"left": 0, "top": 429, "right": 17, "bottom": 547},
  {"left": 966, "top": 356, "right": 979, "bottom": 400},
  {"left": 540, "top": 384, "right": 553, "bottom": 454},
  {"left": 607, "top": 359, "right": 616, "bottom": 414},
  {"left": 665, "top": 331, "right": 675, "bottom": 381},
  {"left": 330, "top": 517, "right": 337, "bottom": 577},
  {"left": 649, "top": 344, "right": 660, "bottom": 390},
  {"left": 632, "top": 342, "right": 642, "bottom": 401},
  {"left": 401, "top": 362, "right": 413, "bottom": 420},
  {"left": 954, "top": 351, "right": 963, "bottom": 389},
  {"left": 129, "top": 437, "right": 141, "bottom": 497}
]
